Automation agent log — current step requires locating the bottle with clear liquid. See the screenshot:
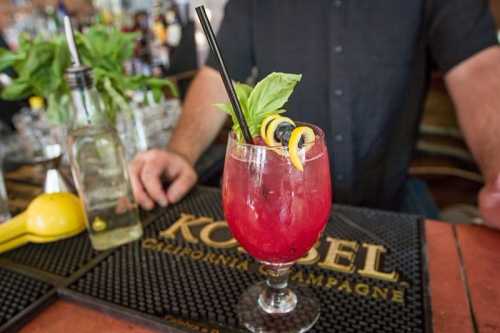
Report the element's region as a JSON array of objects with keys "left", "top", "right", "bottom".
[{"left": 65, "top": 65, "right": 143, "bottom": 250}]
